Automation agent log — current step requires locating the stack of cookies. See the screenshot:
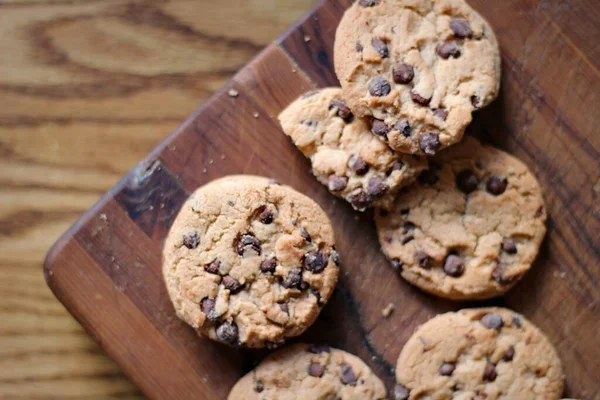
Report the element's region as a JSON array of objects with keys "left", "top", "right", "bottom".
[{"left": 161, "top": 1, "right": 572, "bottom": 399}]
